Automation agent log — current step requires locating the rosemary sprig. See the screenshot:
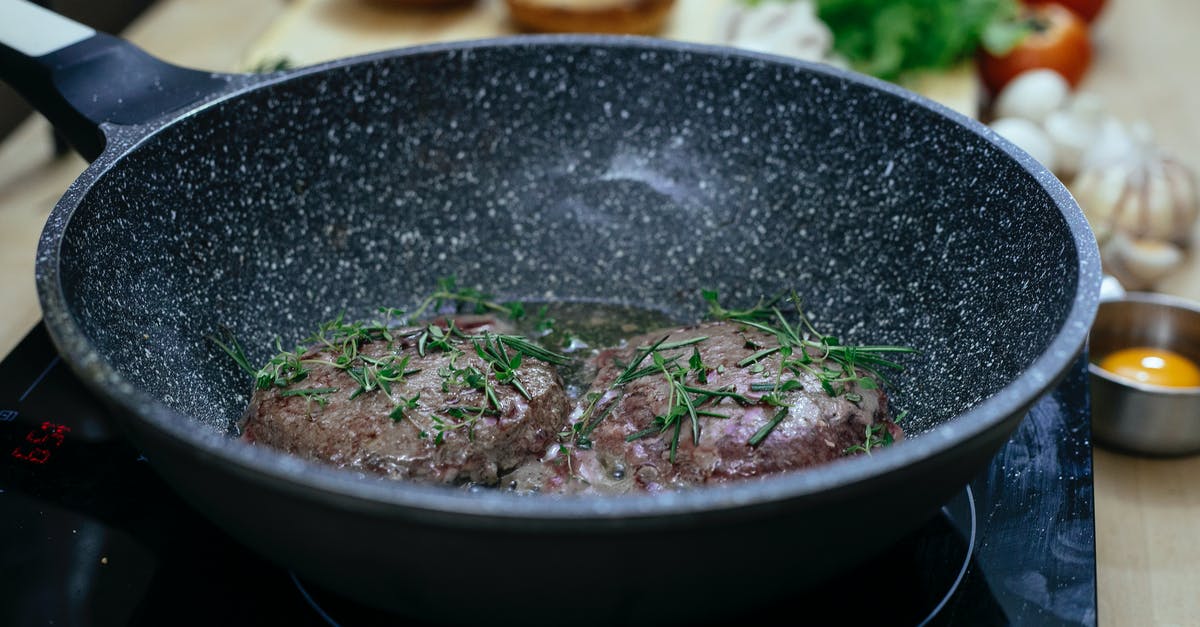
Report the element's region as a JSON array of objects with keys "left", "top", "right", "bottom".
[
  {"left": 704, "top": 289, "right": 916, "bottom": 400},
  {"left": 748, "top": 408, "right": 789, "bottom": 447},
  {"left": 473, "top": 333, "right": 531, "bottom": 400},
  {"left": 614, "top": 335, "right": 671, "bottom": 385},
  {"left": 623, "top": 351, "right": 709, "bottom": 462},
  {"left": 636, "top": 336, "right": 709, "bottom": 351},
  {"left": 210, "top": 326, "right": 255, "bottom": 376},
  {"left": 407, "top": 276, "right": 527, "bottom": 322},
  {"left": 471, "top": 333, "right": 569, "bottom": 366},
  {"left": 278, "top": 386, "right": 339, "bottom": 407}
]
